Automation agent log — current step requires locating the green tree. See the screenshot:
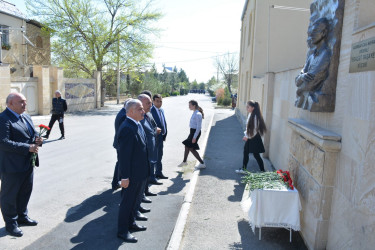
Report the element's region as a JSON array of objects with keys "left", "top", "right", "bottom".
[
  {"left": 190, "top": 80, "right": 198, "bottom": 90},
  {"left": 199, "top": 82, "right": 205, "bottom": 90},
  {"left": 26, "top": 0, "right": 161, "bottom": 106}
]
